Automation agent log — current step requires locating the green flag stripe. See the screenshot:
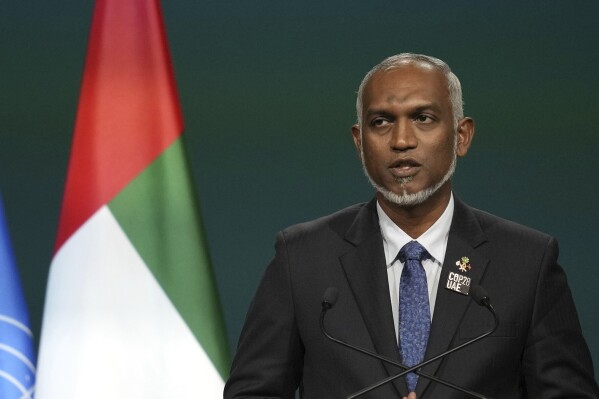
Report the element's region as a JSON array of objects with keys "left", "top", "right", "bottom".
[{"left": 109, "top": 137, "right": 231, "bottom": 379}]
